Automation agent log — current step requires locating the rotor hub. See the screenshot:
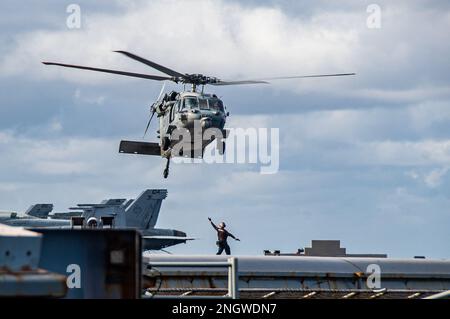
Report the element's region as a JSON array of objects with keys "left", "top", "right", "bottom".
[{"left": 182, "top": 74, "right": 219, "bottom": 86}]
